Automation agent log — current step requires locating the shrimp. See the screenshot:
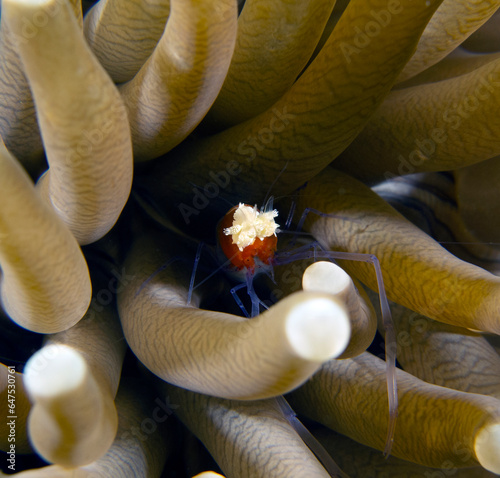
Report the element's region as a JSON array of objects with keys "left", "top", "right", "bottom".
[
  {"left": 135, "top": 189, "right": 396, "bottom": 475},
  {"left": 189, "top": 199, "right": 398, "bottom": 470}
]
